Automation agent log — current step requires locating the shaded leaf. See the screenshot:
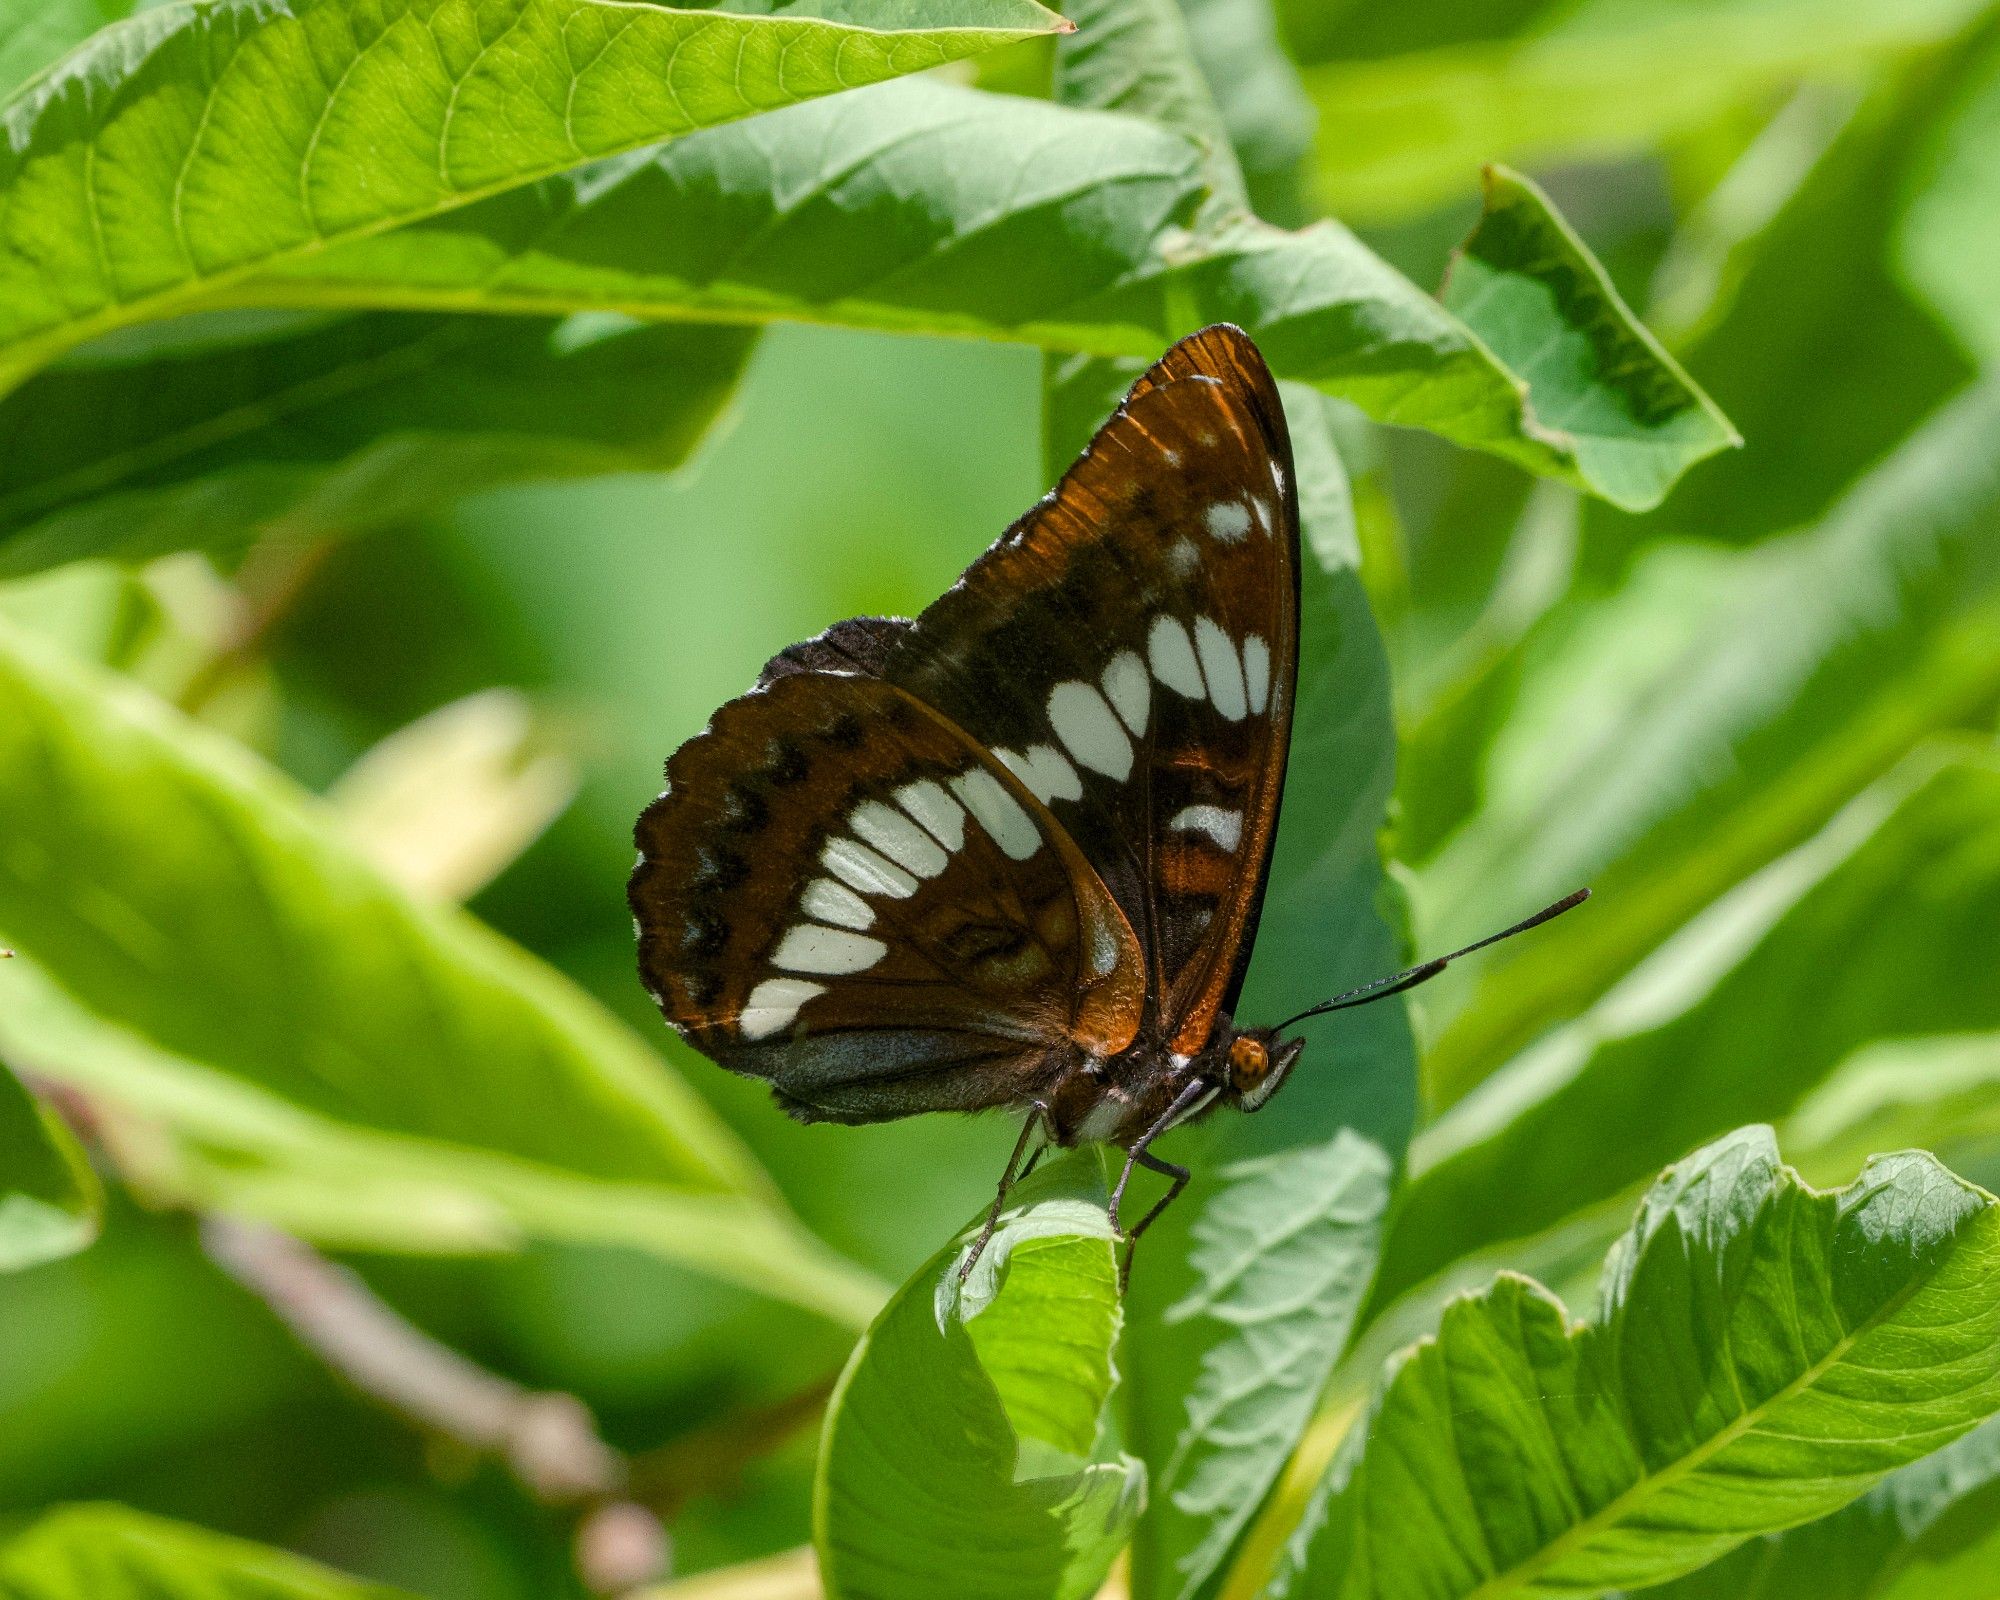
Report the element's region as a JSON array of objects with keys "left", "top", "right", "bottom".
[
  {"left": 0, "top": 1057, "right": 100, "bottom": 1271},
  {"left": 1384, "top": 746, "right": 2000, "bottom": 1311},
  {"left": 1279, "top": 1126, "right": 2000, "bottom": 1598},
  {"left": 1301, "top": 0, "right": 1988, "bottom": 223},
  {"left": 1895, "top": 24, "right": 2000, "bottom": 365},
  {"left": 0, "top": 311, "right": 756, "bottom": 573},
  {"left": 815, "top": 1151, "right": 1141, "bottom": 1600},
  {"left": 0, "top": 2, "right": 154, "bottom": 100},
  {"left": 0, "top": 0, "right": 1068, "bottom": 387},
  {"left": 1423, "top": 371, "right": 2000, "bottom": 1098},
  {"left": 0, "top": 619, "right": 885, "bottom": 1325},
  {"left": 1130, "top": 1131, "right": 1391, "bottom": 1600},
  {"left": 1603, "top": 33, "right": 1990, "bottom": 559},
  {"left": 0, "top": 1503, "right": 419, "bottom": 1598},
  {"left": 1175, "top": 0, "right": 1317, "bottom": 224}
]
